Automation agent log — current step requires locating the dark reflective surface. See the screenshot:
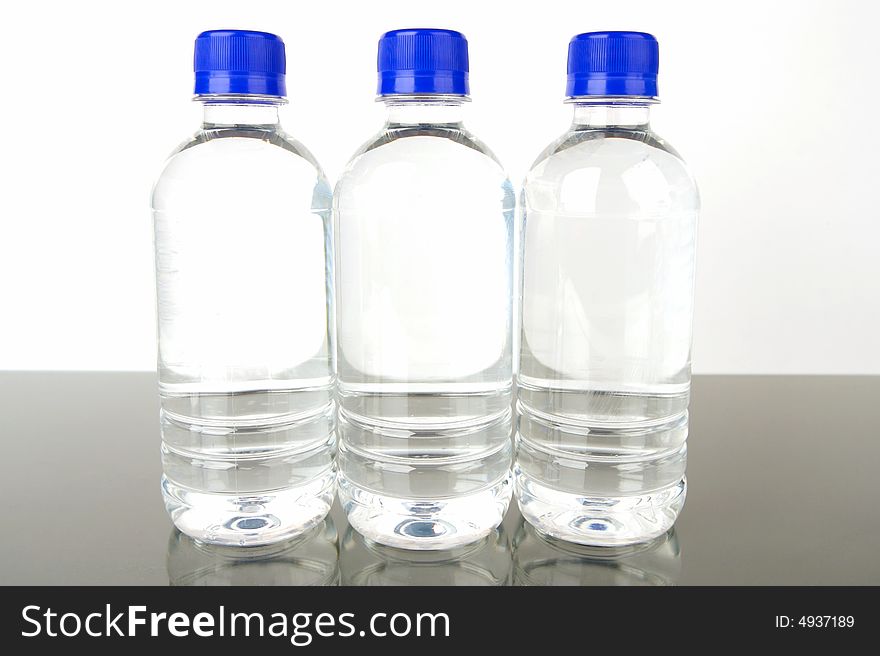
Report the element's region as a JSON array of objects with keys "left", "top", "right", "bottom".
[{"left": 1, "top": 373, "right": 878, "bottom": 585}]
